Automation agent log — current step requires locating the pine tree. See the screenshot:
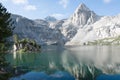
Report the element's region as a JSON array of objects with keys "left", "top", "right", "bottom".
[
  {"left": 0, "top": 3, "right": 14, "bottom": 51},
  {"left": 0, "top": 3, "right": 14, "bottom": 80}
]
